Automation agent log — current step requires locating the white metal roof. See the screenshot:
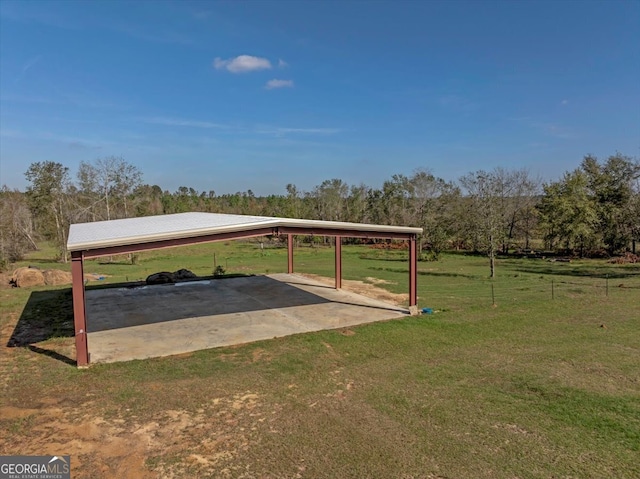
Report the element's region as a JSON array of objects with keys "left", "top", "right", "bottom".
[{"left": 67, "top": 212, "right": 422, "bottom": 252}]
